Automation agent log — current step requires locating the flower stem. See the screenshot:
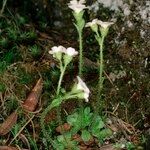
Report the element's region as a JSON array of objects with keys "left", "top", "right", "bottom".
[
  {"left": 56, "top": 64, "right": 68, "bottom": 144},
  {"left": 40, "top": 102, "right": 55, "bottom": 149},
  {"left": 56, "top": 64, "right": 67, "bottom": 96},
  {"left": 40, "top": 62, "right": 67, "bottom": 148},
  {"left": 97, "top": 36, "right": 105, "bottom": 114},
  {"left": 78, "top": 31, "right": 83, "bottom": 77}
]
